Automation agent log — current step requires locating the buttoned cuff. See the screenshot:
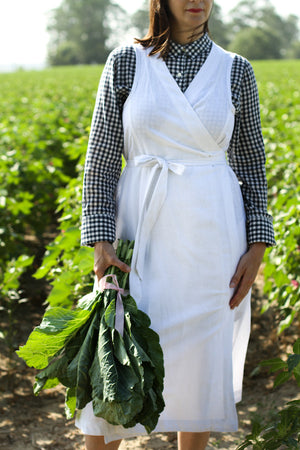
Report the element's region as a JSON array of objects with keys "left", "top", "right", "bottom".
[
  {"left": 246, "top": 214, "right": 276, "bottom": 247},
  {"left": 81, "top": 214, "right": 115, "bottom": 247}
]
